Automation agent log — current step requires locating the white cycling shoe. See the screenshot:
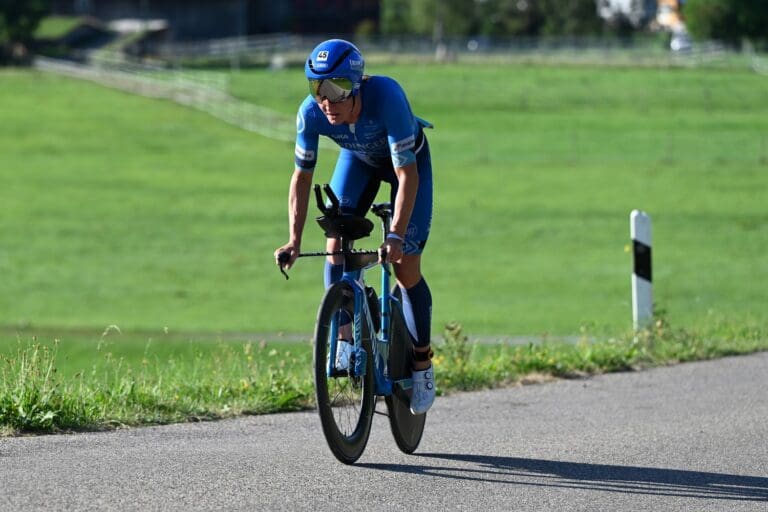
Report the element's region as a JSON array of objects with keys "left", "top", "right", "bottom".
[
  {"left": 410, "top": 366, "right": 436, "bottom": 415},
  {"left": 334, "top": 340, "right": 353, "bottom": 371}
]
